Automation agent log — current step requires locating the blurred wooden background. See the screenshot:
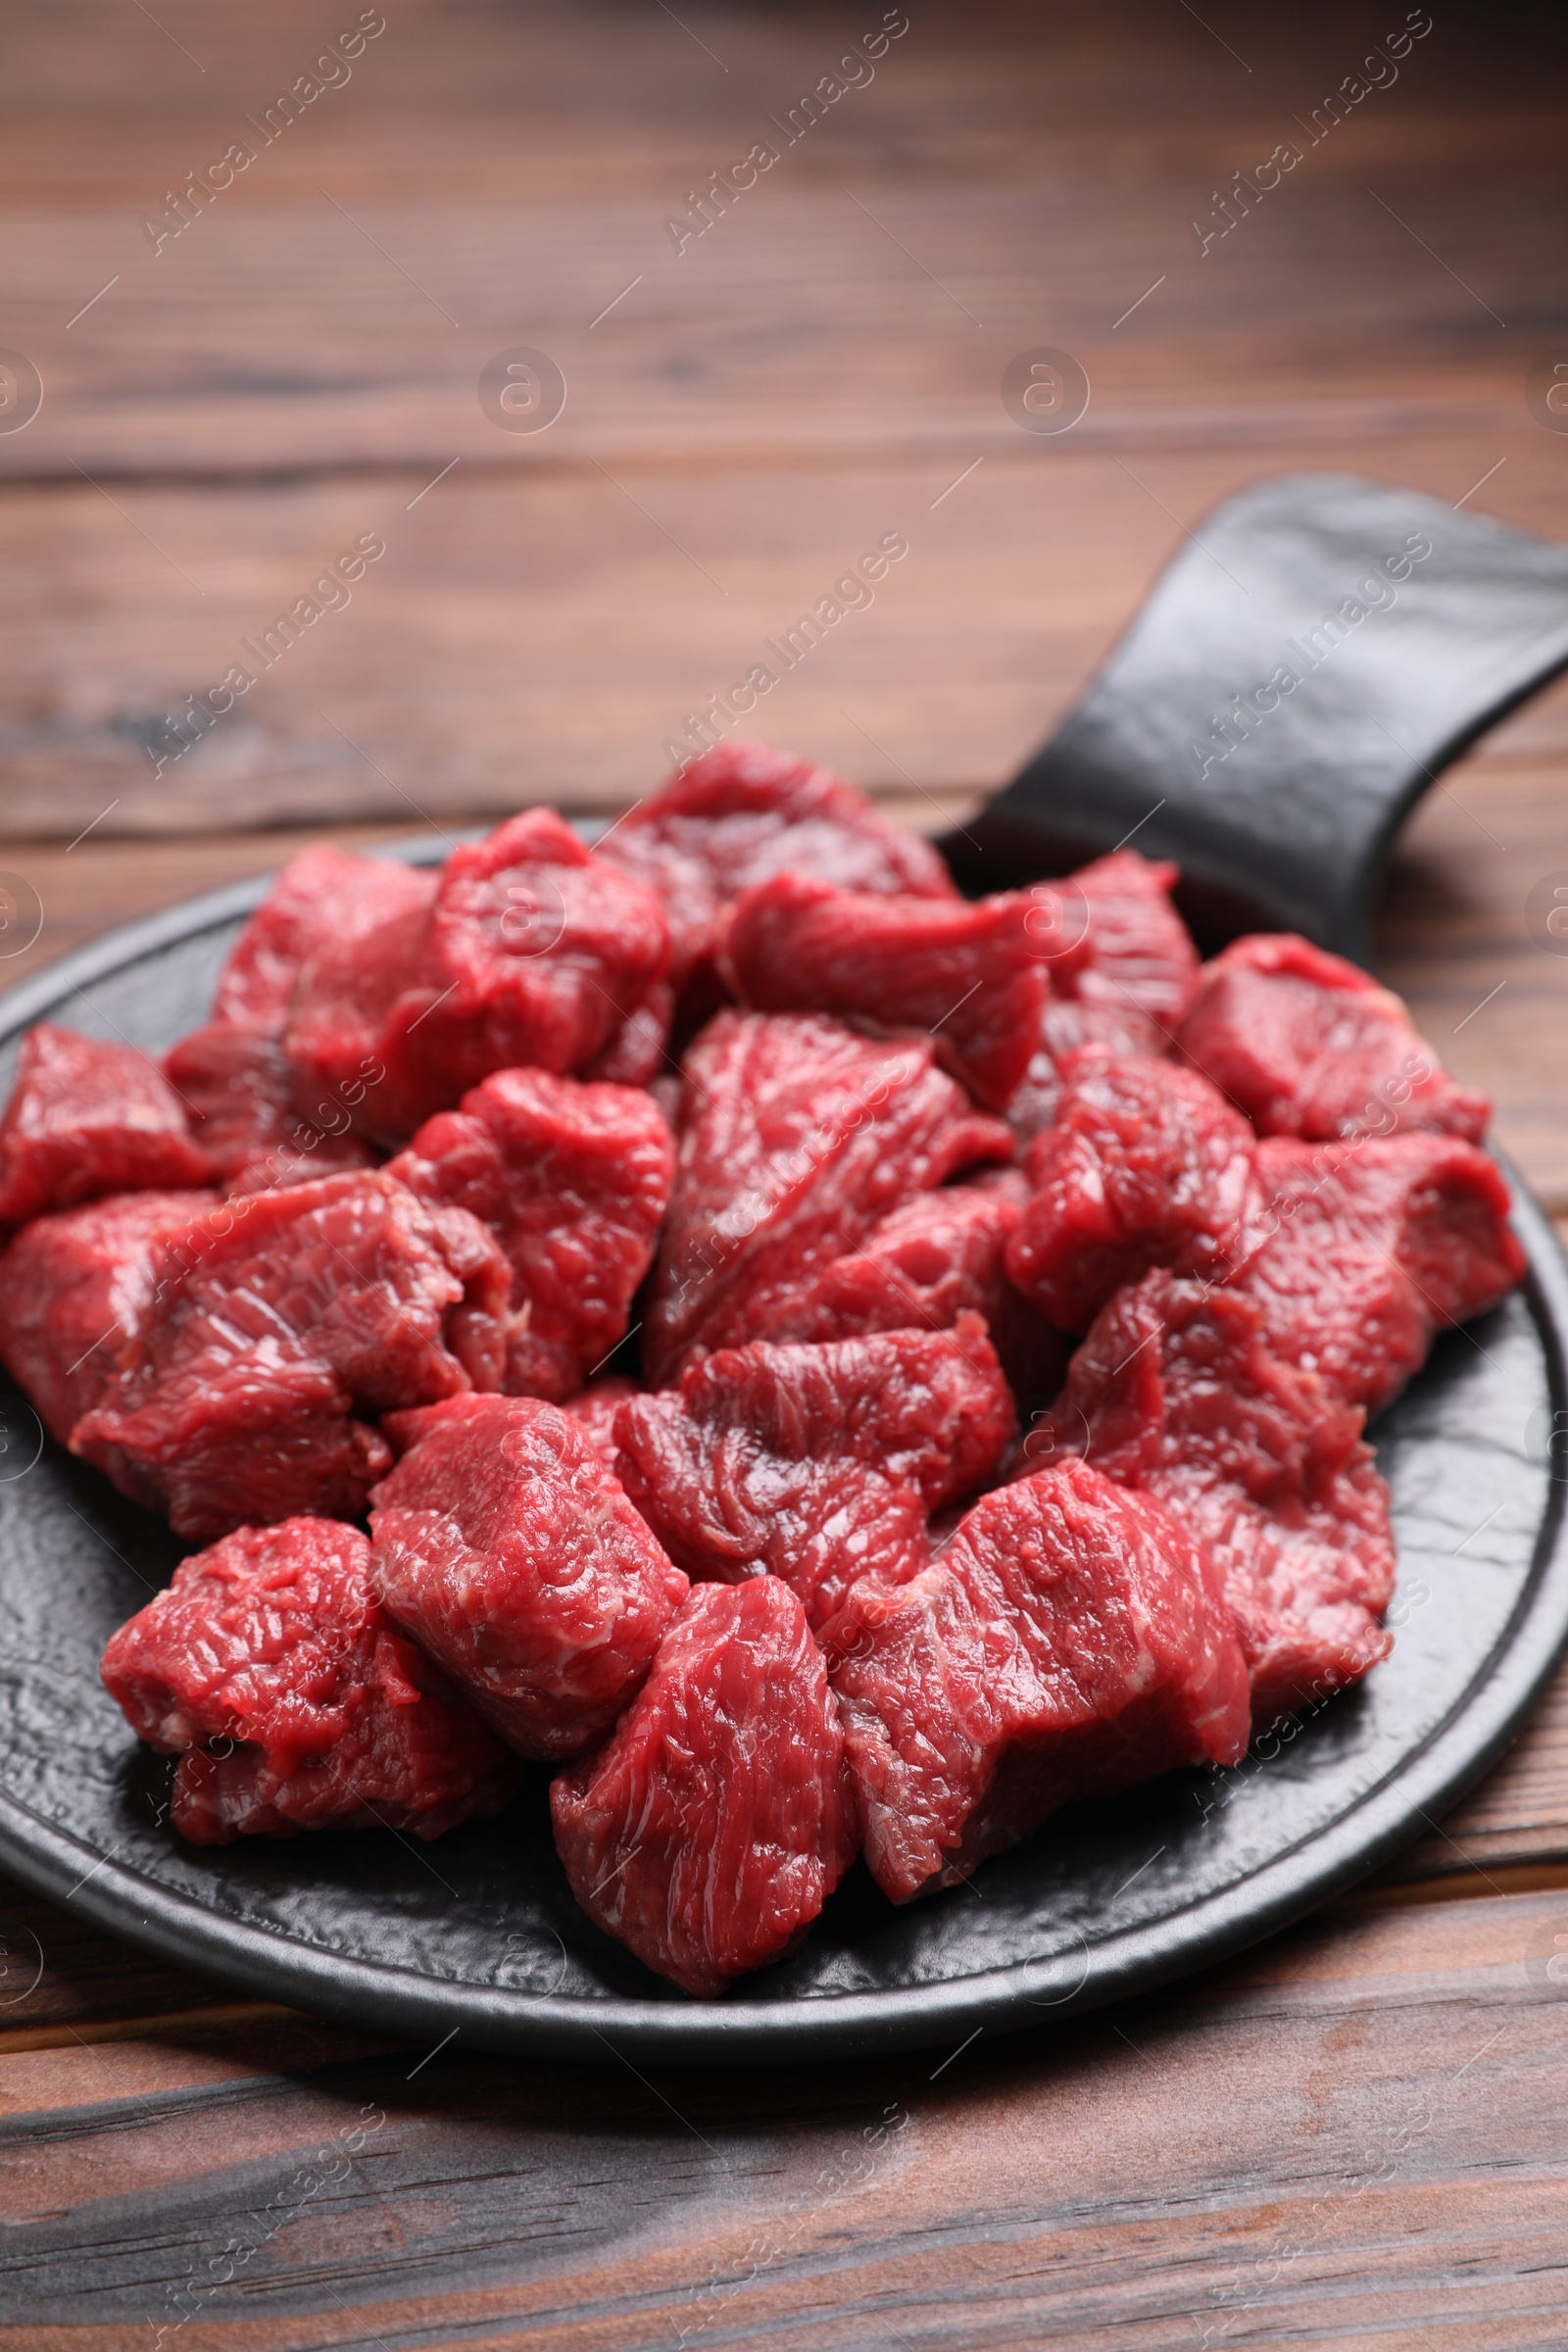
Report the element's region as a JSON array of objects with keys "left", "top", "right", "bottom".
[{"left": 6, "top": 11, "right": 1568, "bottom": 2344}]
